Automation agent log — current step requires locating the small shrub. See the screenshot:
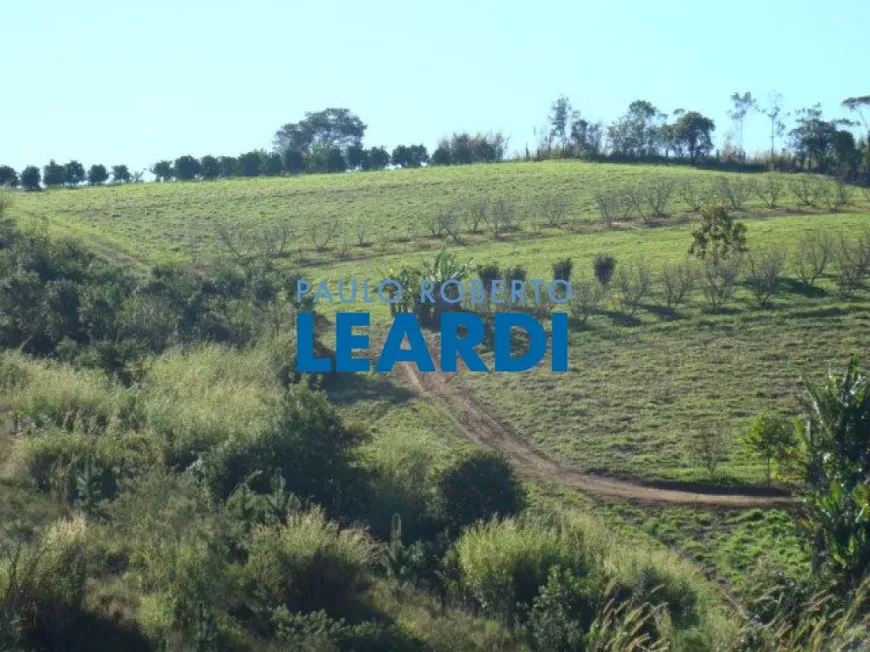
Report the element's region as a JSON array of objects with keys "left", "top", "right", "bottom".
[
  {"left": 241, "top": 508, "right": 374, "bottom": 617},
  {"left": 790, "top": 176, "right": 823, "bottom": 207},
  {"left": 831, "top": 233, "right": 867, "bottom": 297},
  {"left": 715, "top": 176, "right": 754, "bottom": 211},
  {"left": 552, "top": 258, "right": 573, "bottom": 283},
  {"left": 594, "top": 191, "right": 621, "bottom": 226},
  {"left": 699, "top": 254, "right": 742, "bottom": 309},
  {"left": 792, "top": 232, "right": 833, "bottom": 287},
  {"left": 755, "top": 173, "right": 785, "bottom": 209},
  {"left": 660, "top": 260, "right": 696, "bottom": 310},
  {"left": 641, "top": 179, "right": 675, "bottom": 222},
  {"left": 593, "top": 255, "right": 617, "bottom": 286},
  {"left": 570, "top": 281, "right": 606, "bottom": 324},
  {"left": 463, "top": 202, "right": 487, "bottom": 233},
  {"left": 677, "top": 180, "right": 709, "bottom": 213},
  {"left": 453, "top": 517, "right": 588, "bottom": 622},
  {"left": 689, "top": 427, "right": 729, "bottom": 476},
  {"left": 616, "top": 264, "right": 652, "bottom": 316},
  {"left": 744, "top": 248, "right": 787, "bottom": 307},
  {"left": 541, "top": 198, "right": 569, "bottom": 228},
  {"left": 309, "top": 217, "right": 341, "bottom": 253}
]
